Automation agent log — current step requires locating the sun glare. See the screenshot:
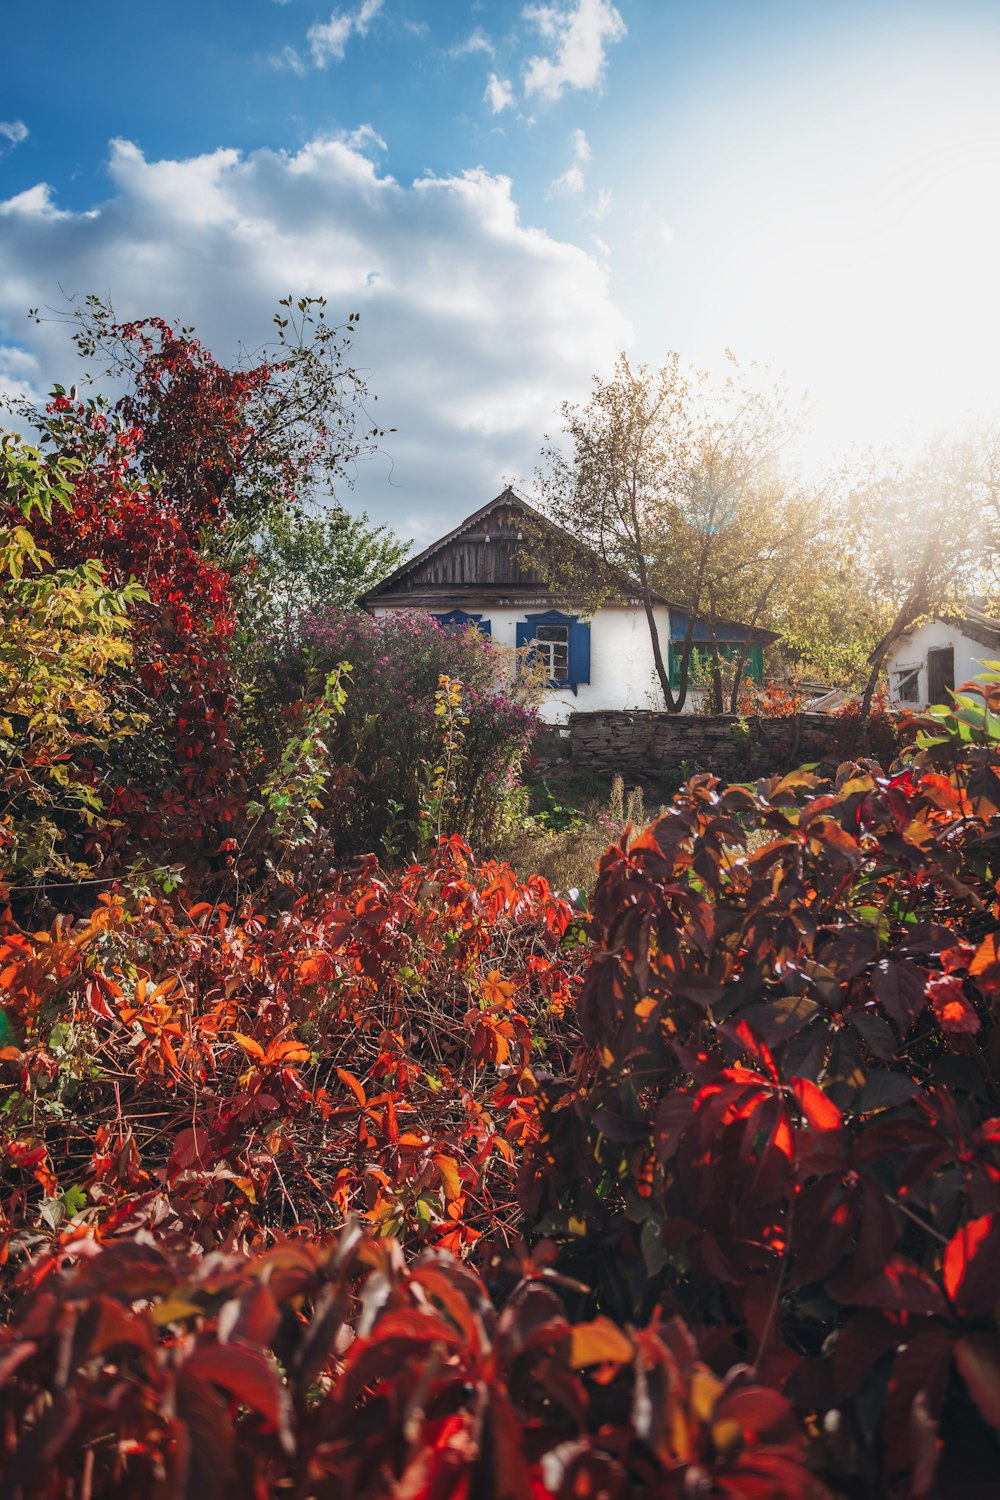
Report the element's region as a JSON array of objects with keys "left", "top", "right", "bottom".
[{"left": 640, "top": 34, "right": 1000, "bottom": 469}]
